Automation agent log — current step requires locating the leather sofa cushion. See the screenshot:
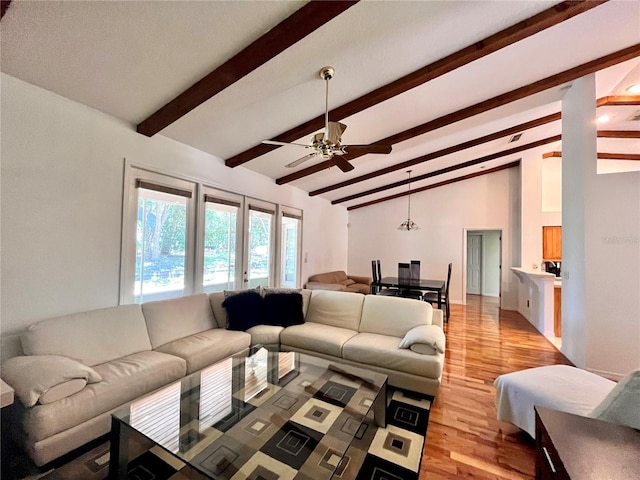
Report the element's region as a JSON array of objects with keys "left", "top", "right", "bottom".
[
  {"left": 22, "top": 351, "right": 186, "bottom": 442},
  {"left": 305, "top": 290, "right": 364, "bottom": 331},
  {"left": 155, "top": 329, "right": 250, "bottom": 374},
  {"left": 21, "top": 304, "right": 152, "bottom": 367},
  {"left": 143, "top": 294, "right": 217, "bottom": 349},
  {"left": 308, "top": 271, "right": 349, "bottom": 284},
  {"left": 280, "top": 323, "right": 357, "bottom": 358},
  {"left": 342, "top": 333, "right": 443, "bottom": 378},
  {"left": 360, "top": 295, "right": 432, "bottom": 337},
  {"left": 344, "top": 283, "right": 371, "bottom": 295},
  {"left": 246, "top": 325, "right": 283, "bottom": 346}
]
